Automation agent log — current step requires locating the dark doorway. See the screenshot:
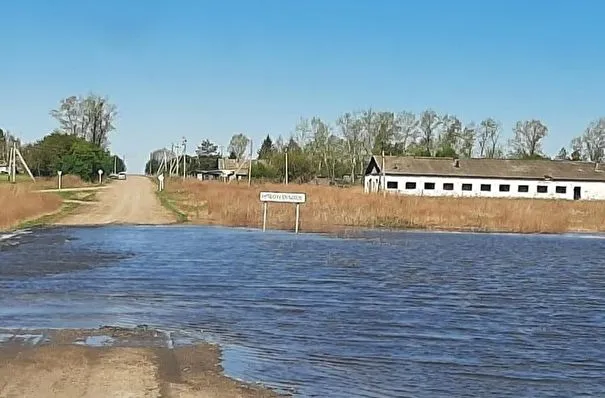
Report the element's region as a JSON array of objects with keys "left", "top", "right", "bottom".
[{"left": 573, "top": 187, "right": 581, "bottom": 200}]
